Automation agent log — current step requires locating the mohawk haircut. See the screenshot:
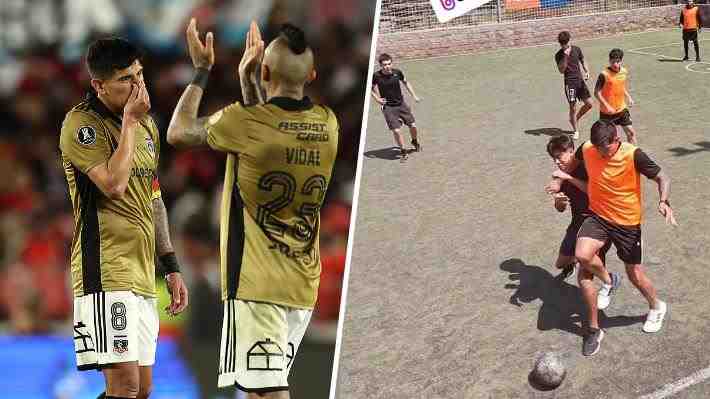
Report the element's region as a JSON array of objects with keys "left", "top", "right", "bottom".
[{"left": 279, "top": 24, "right": 309, "bottom": 55}]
